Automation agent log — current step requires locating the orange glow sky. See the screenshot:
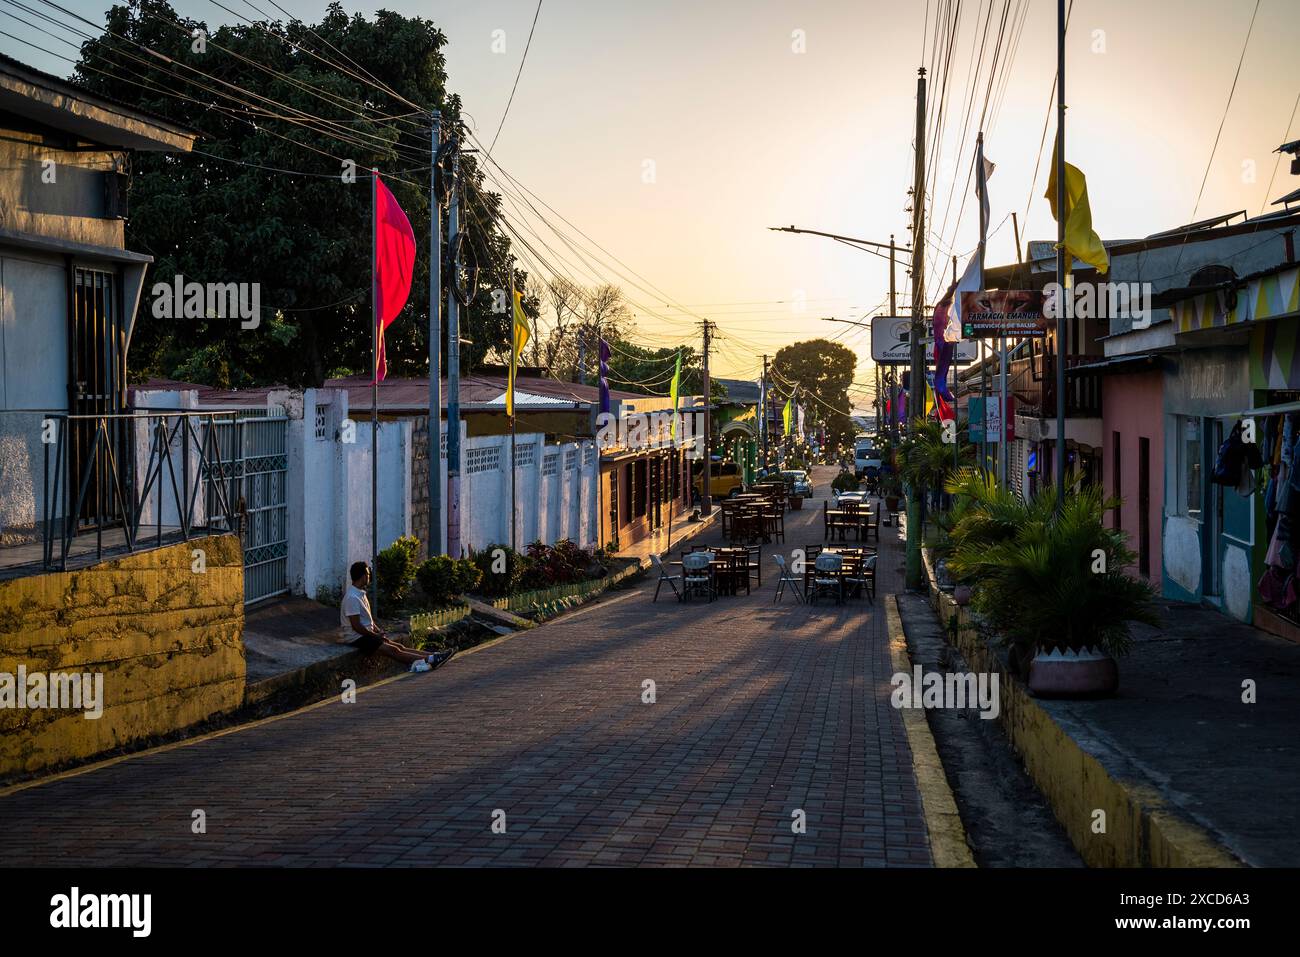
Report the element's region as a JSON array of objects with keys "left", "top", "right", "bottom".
[{"left": 6, "top": 0, "right": 1299, "bottom": 409}]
